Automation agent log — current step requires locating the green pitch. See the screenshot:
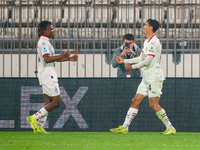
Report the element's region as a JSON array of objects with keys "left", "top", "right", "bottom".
[{"left": 0, "top": 132, "right": 200, "bottom": 150}]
